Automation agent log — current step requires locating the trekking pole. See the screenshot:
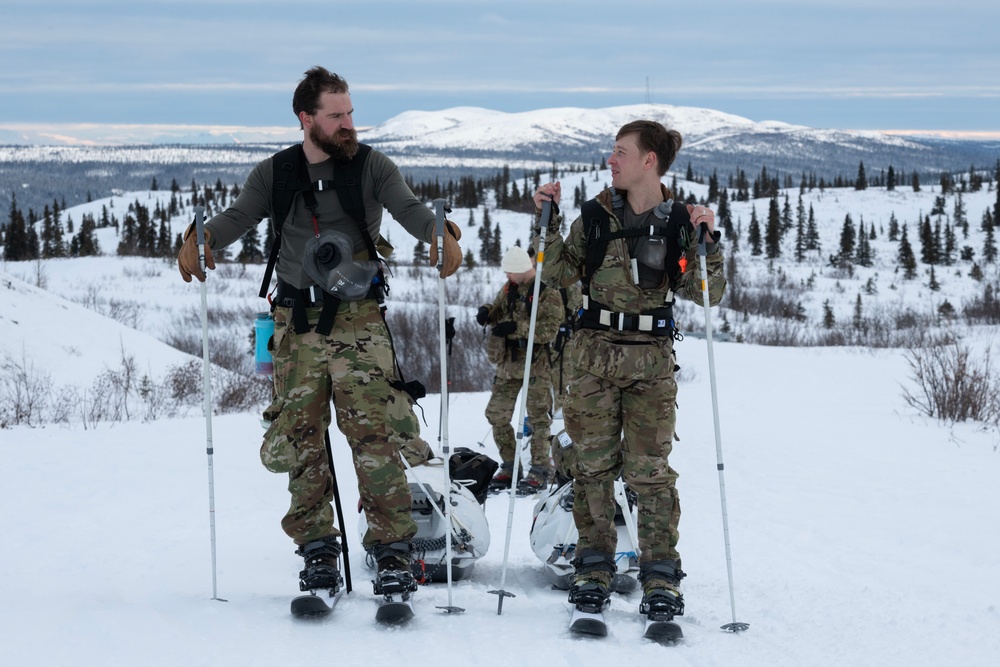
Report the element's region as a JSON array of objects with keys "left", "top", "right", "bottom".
[
  {"left": 696, "top": 222, "right": 748, "bottom": 633},
  {"left": 324, "top": 430, "right": 352, "bottom": 593},
  {"left": 193, "top": 206, "right": 225, "bottom": 603},
  {"left": 432, "top": 198, "right": 464, "bottom": 614},
  {"left": 490, "top": 199, "right": 552, "bottom": 615}
]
